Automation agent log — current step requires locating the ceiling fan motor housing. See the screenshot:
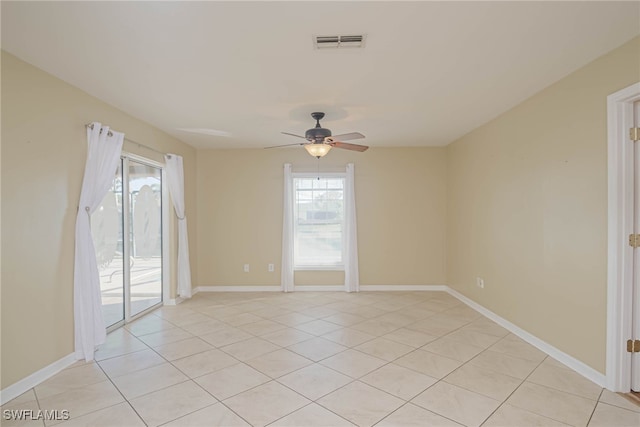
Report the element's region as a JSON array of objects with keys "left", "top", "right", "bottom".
[
  {"left": 306, "top": 112, "right": 331, "bottom": 143},
  {"left": 305, "top": 127, "right": 331, "bottom": 142}
]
